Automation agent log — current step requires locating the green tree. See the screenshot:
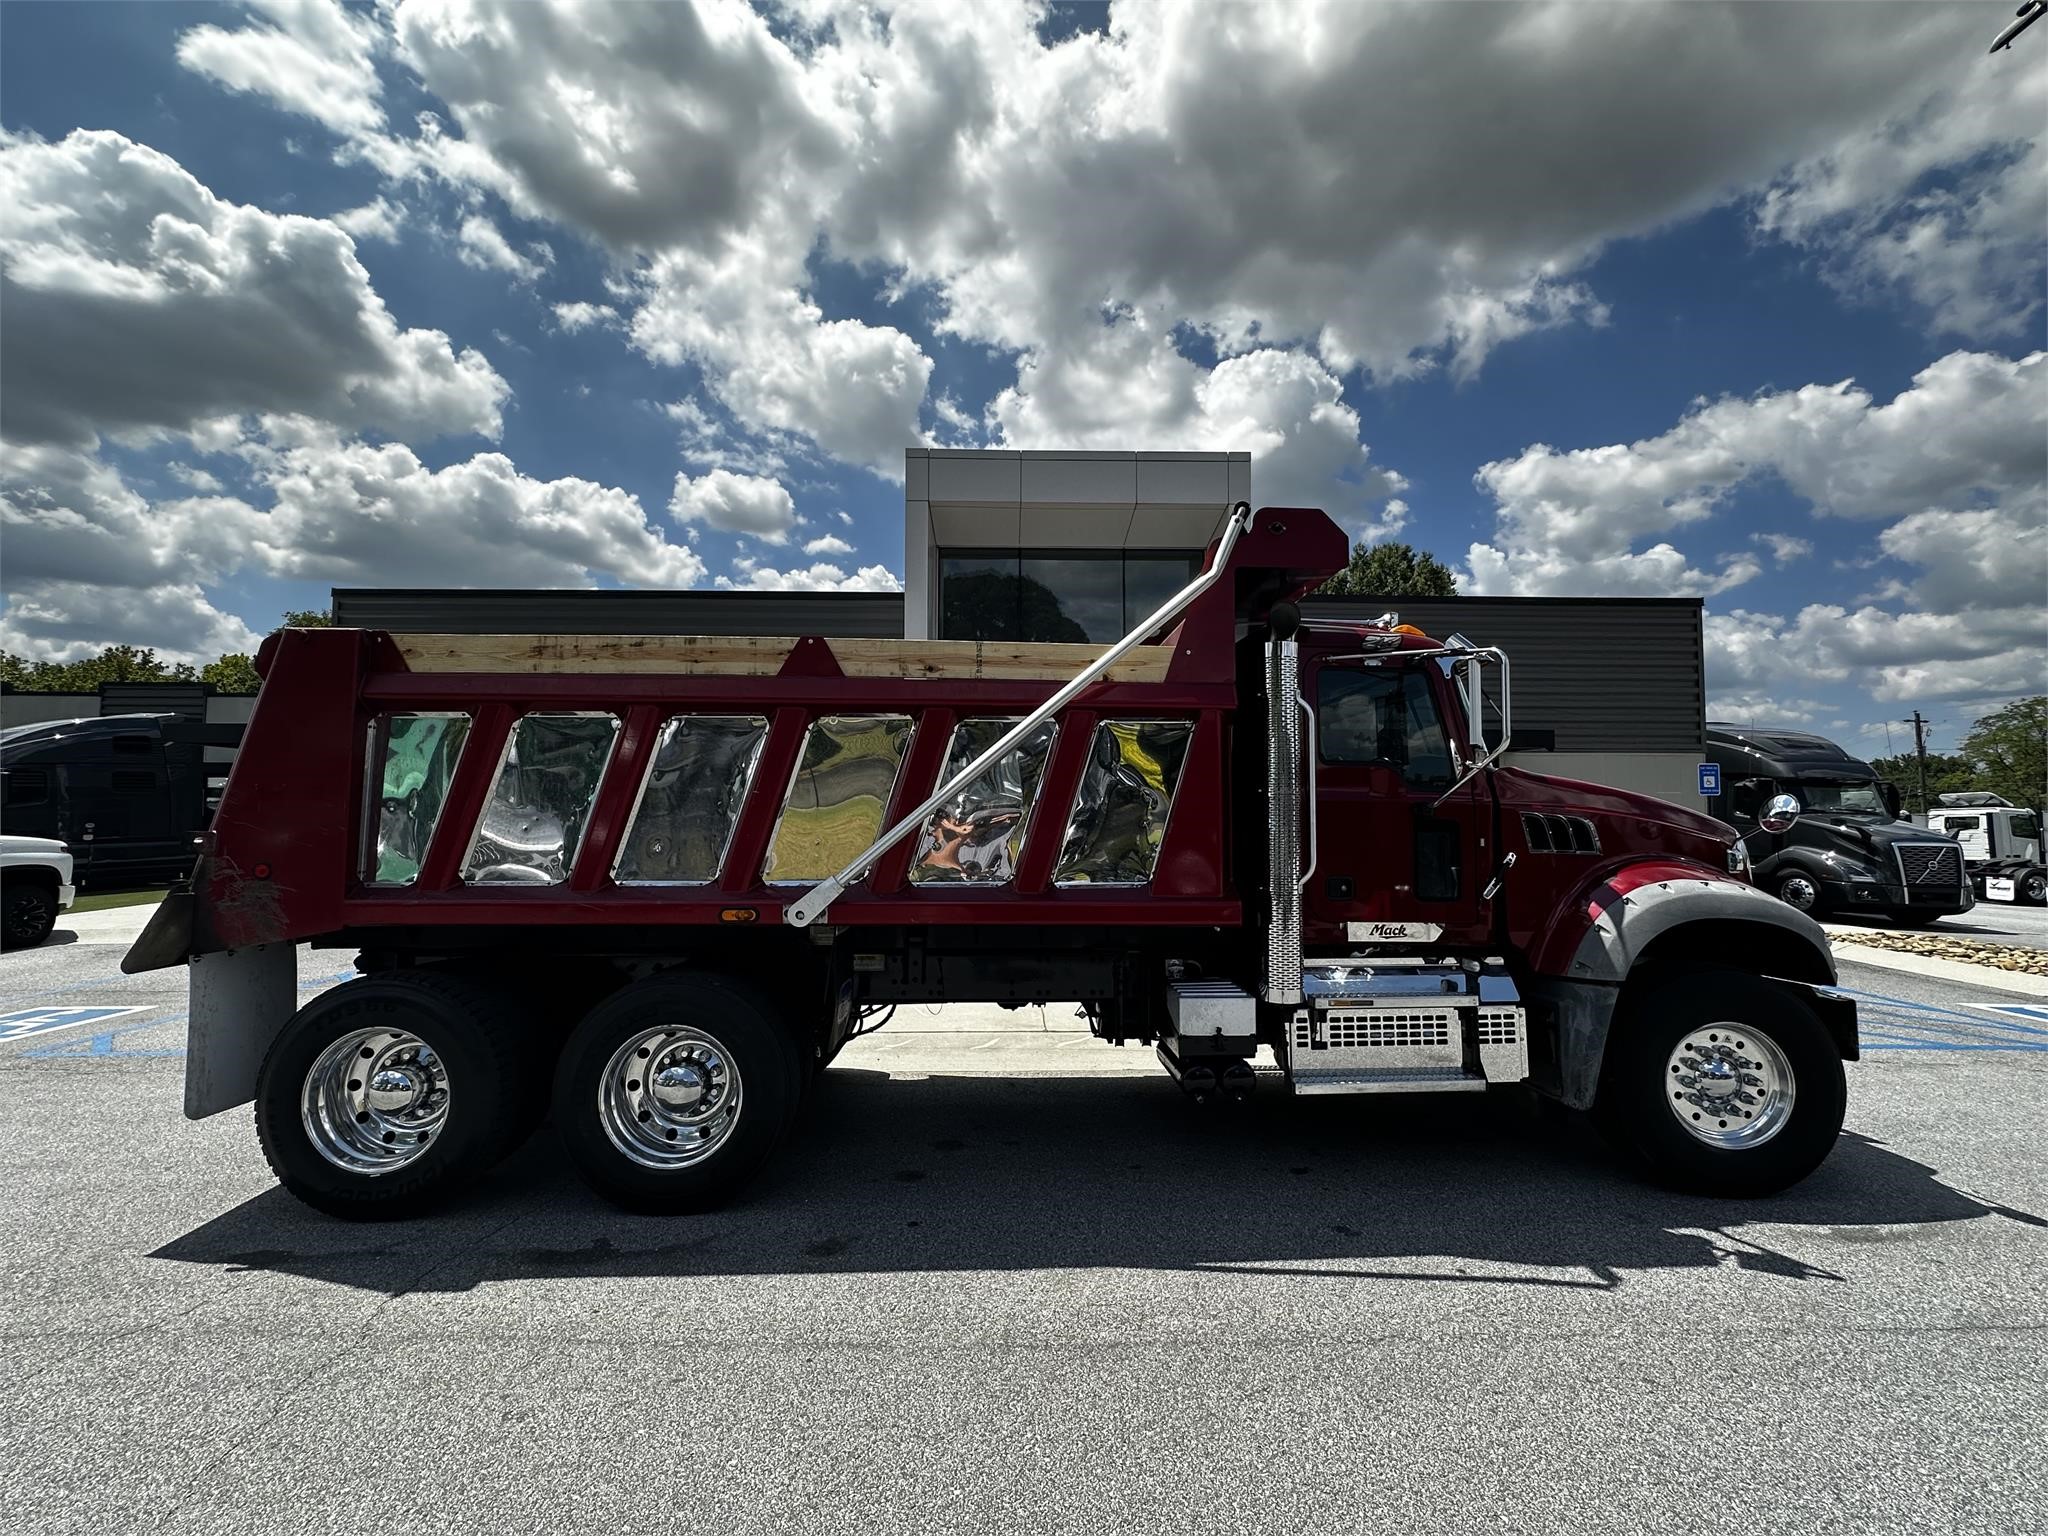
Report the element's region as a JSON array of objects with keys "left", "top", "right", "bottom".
[
  {"left": 1960, "top": 696, "right": 2046, "bottom": 818},
  {"left": 1316, "top": 542, "right": 1459, "bottom": 598},
  {"left": 1868, "top": 751, "right": 1974, "bottom": 815},
  {"left": 200, "top": 653, "right": 263, "bottom": 693},
  {"left": 278, "top": 608, "right": 333, "bottom": 628},
  {"left": 0, "top": 644, "right": 196, "bottom": 693}
]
